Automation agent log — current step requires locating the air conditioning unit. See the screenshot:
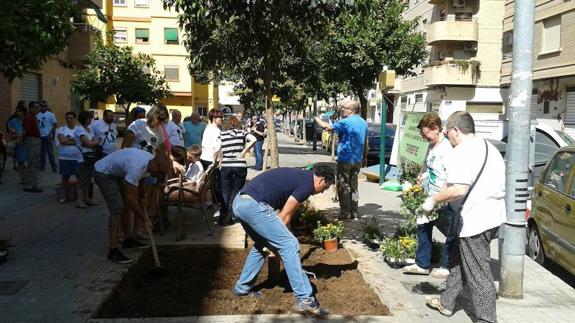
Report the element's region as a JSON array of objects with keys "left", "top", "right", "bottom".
[
  {"left": 464, "top": 42, "right": 477, "bottom": 51},
  {"left": 453, "top": 0, "right": 466, "bottom": 8}
]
